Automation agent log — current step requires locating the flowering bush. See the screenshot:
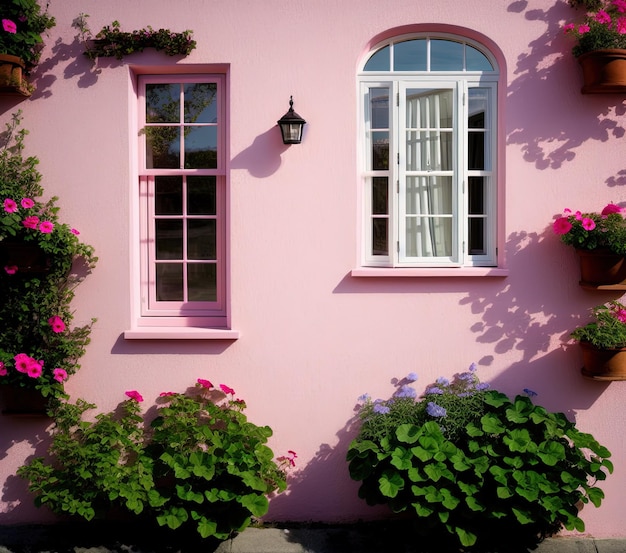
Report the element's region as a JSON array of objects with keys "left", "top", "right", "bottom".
[
  {"left": 347, "top": 365, "right": 613, "bottom": 550},
  {"left": 564, "top": 0, "right": 626, "bottom": 57},
  {"left": 552, "top": 203, "right": 626, "bottom": 255},
  {"left": 570, "top": 300, "right": 626, "bottom": 348},
  {"left": 0, "top": 112, "right": 96, "bottom": 404},
  {"left": 18, "top": 380, "right": 292, "bottom": 541},
  {"left": 0, "top": 0, "right": 55, "bottom": 72}
]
